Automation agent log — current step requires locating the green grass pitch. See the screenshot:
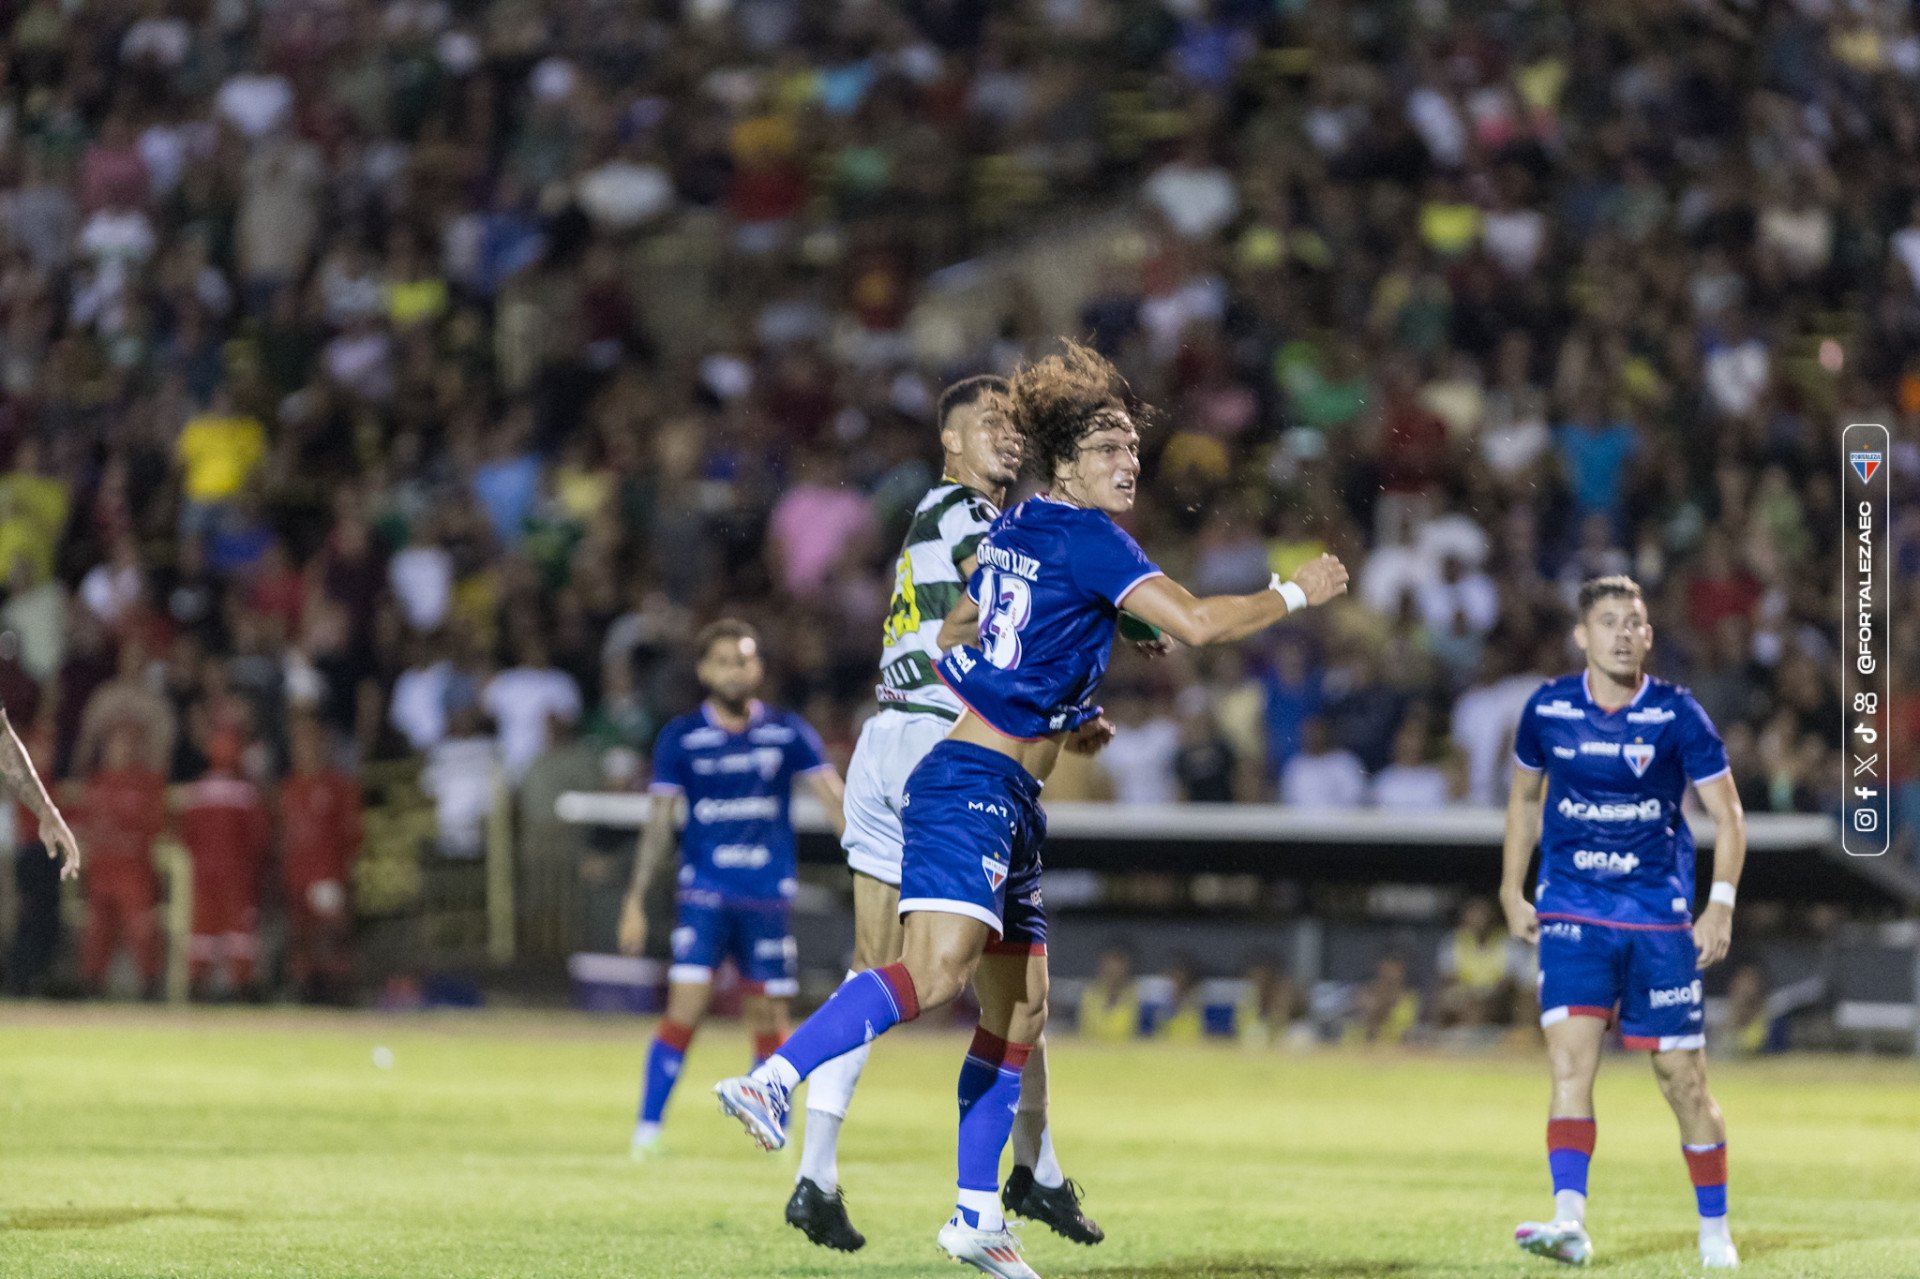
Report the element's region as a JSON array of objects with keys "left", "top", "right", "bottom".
[{"left": 3, "top": 1006, "right": 1917, "bottom": 1278}]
